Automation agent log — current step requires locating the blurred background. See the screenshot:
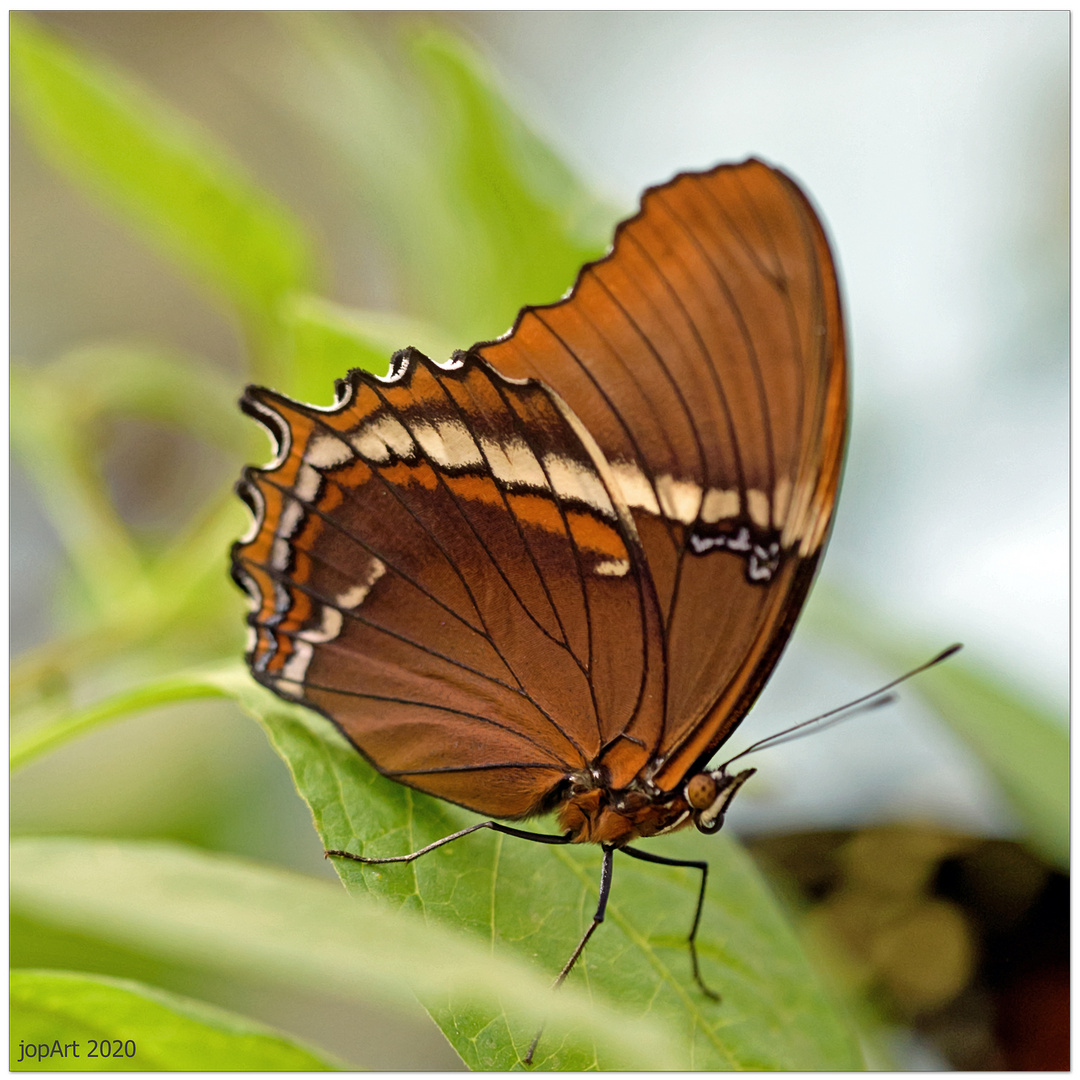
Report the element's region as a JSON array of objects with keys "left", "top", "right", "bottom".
[{"left": 11, "top": 11, "right": 1068, "bottom": 1070}]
